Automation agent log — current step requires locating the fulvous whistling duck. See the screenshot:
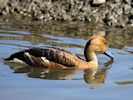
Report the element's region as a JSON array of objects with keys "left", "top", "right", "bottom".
[{"left": 5, "top": 34, "right": 113, "bottom": 69}]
